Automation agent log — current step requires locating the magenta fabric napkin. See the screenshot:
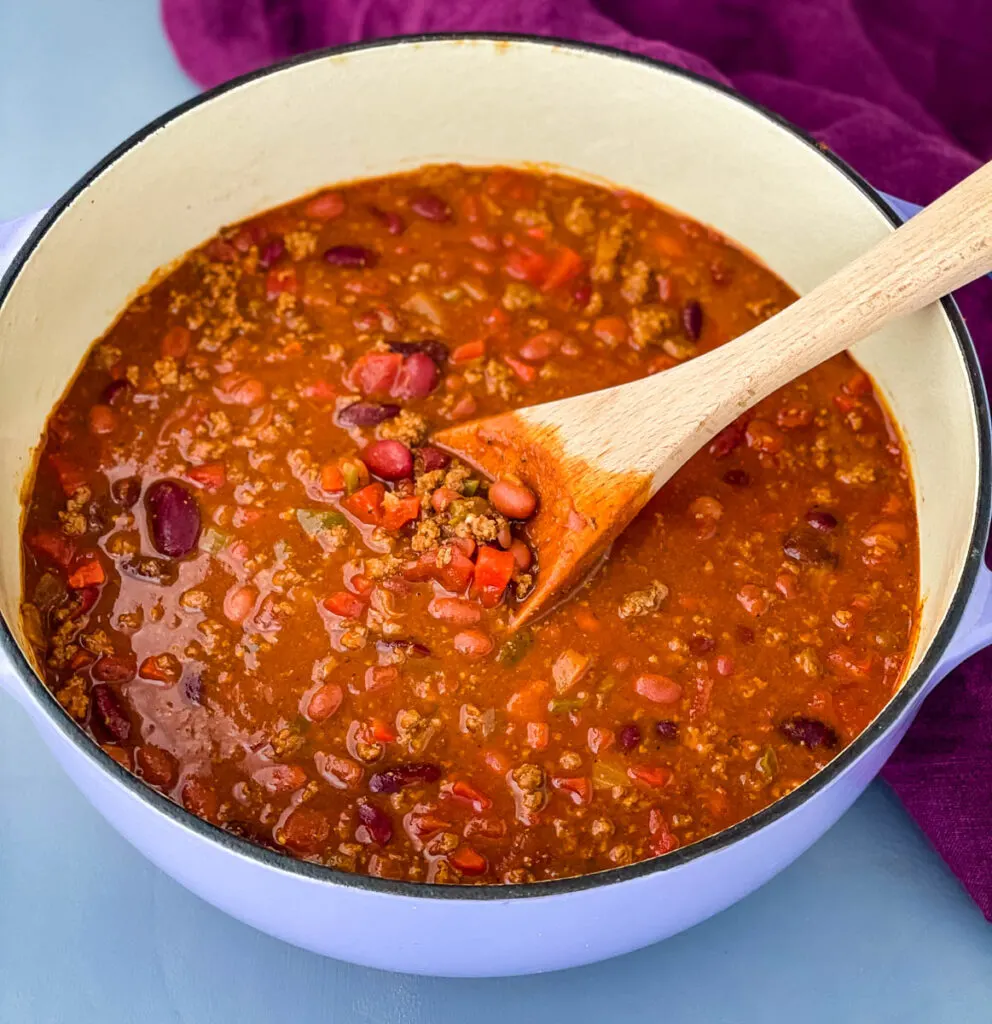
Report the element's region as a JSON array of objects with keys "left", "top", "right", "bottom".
[{"left": 161, "top": 0, "right": 992, "bottom": 917}]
